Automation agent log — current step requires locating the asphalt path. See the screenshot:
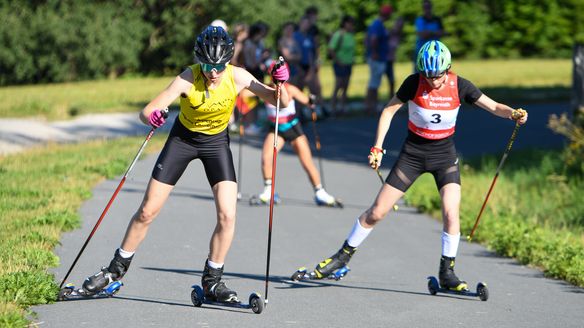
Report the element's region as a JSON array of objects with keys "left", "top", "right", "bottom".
[{"left": 32, "top": 103, "right": 583, "bottom": 327}]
